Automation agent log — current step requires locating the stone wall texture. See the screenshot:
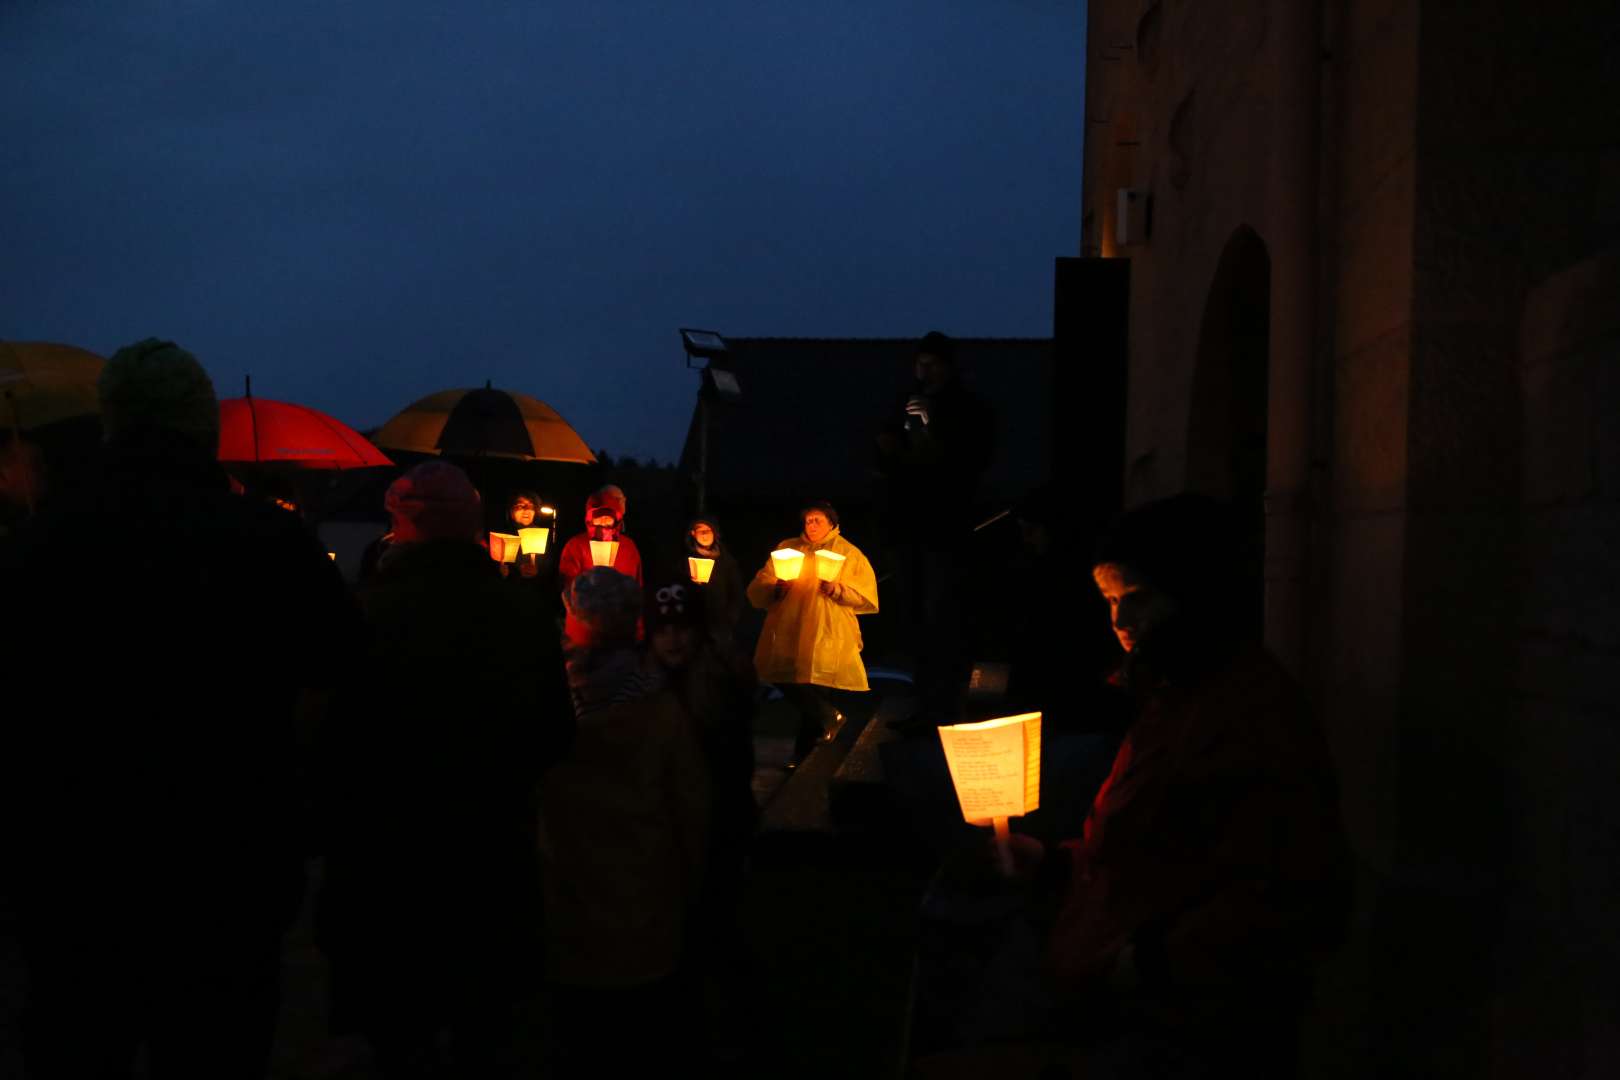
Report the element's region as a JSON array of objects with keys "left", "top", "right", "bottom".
[{"left": 1081, "top": 0, "right": 1620, "bottom": 1075}]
